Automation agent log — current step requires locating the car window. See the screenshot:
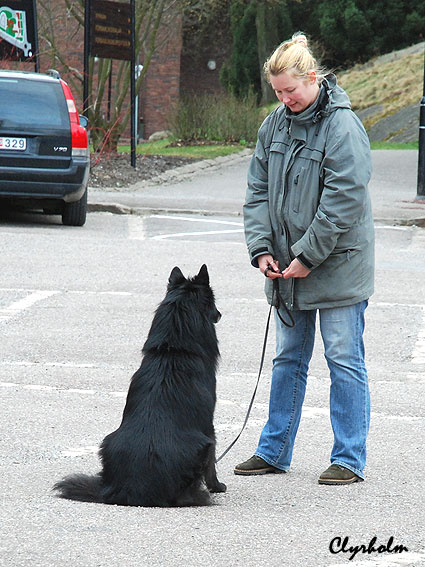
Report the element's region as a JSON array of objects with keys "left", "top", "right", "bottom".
[{"left": 0, "top": 78, "right": 70, "bottom": 129}]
